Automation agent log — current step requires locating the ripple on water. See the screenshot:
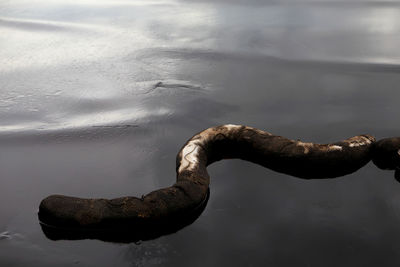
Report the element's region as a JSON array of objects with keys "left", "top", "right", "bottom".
[{"left": 0, "top": 231, "right": 11, "bottom": 240}]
